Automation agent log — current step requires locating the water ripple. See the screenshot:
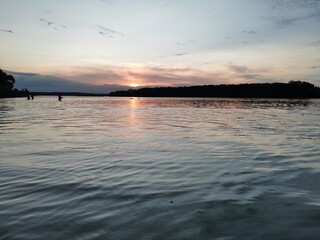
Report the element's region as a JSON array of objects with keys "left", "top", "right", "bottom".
[{"left": 0, "top": 97, "right": 319, "bottom": 239}]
